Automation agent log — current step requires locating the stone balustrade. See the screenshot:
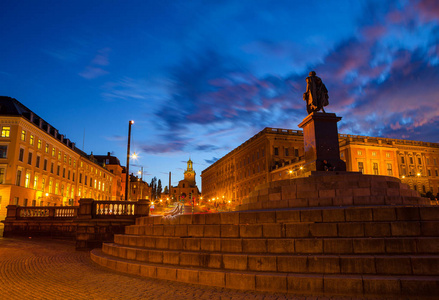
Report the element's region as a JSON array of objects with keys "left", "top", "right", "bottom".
[{"left": 1, "top": 198, "right": 150, "bottom": 250}]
